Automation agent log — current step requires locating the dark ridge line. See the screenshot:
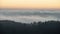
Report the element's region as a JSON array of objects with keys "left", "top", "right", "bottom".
[{"left": 0, "top": 20, "right": 60, "bottom": 24}]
